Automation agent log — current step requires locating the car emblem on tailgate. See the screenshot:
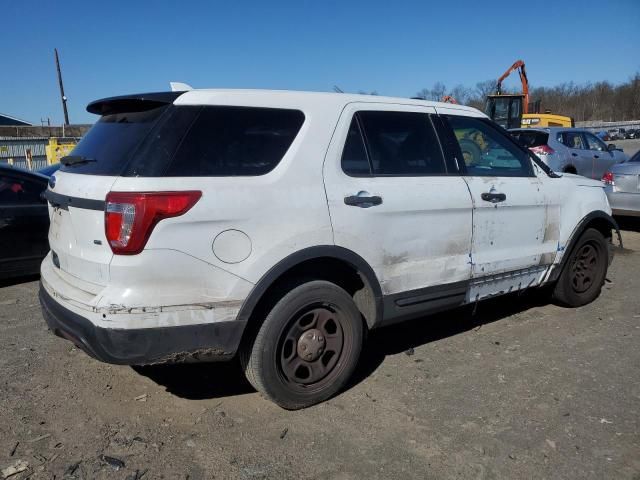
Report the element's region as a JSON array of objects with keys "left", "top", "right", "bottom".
[{"left": 49, "top": 175, "right": 56, "bottom": 189}]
